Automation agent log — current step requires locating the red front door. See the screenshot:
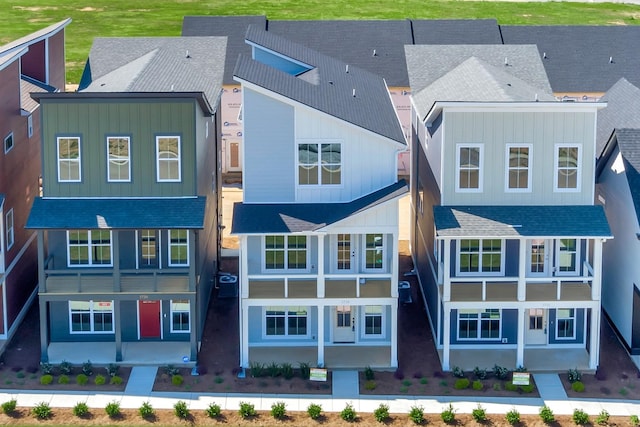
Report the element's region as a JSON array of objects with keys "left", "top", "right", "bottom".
[{"left": 139, "top": 300, "right": 161, "bottom": 338}]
